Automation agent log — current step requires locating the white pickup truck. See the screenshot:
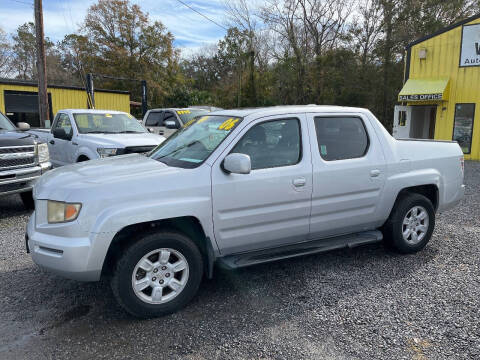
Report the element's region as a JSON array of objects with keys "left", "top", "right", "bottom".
[
  {"left": 26, "top": 106, "right": 464, "bottom": 318},
  {"left": 29, "top": 109, "right": 165, "bottom": 167}
]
